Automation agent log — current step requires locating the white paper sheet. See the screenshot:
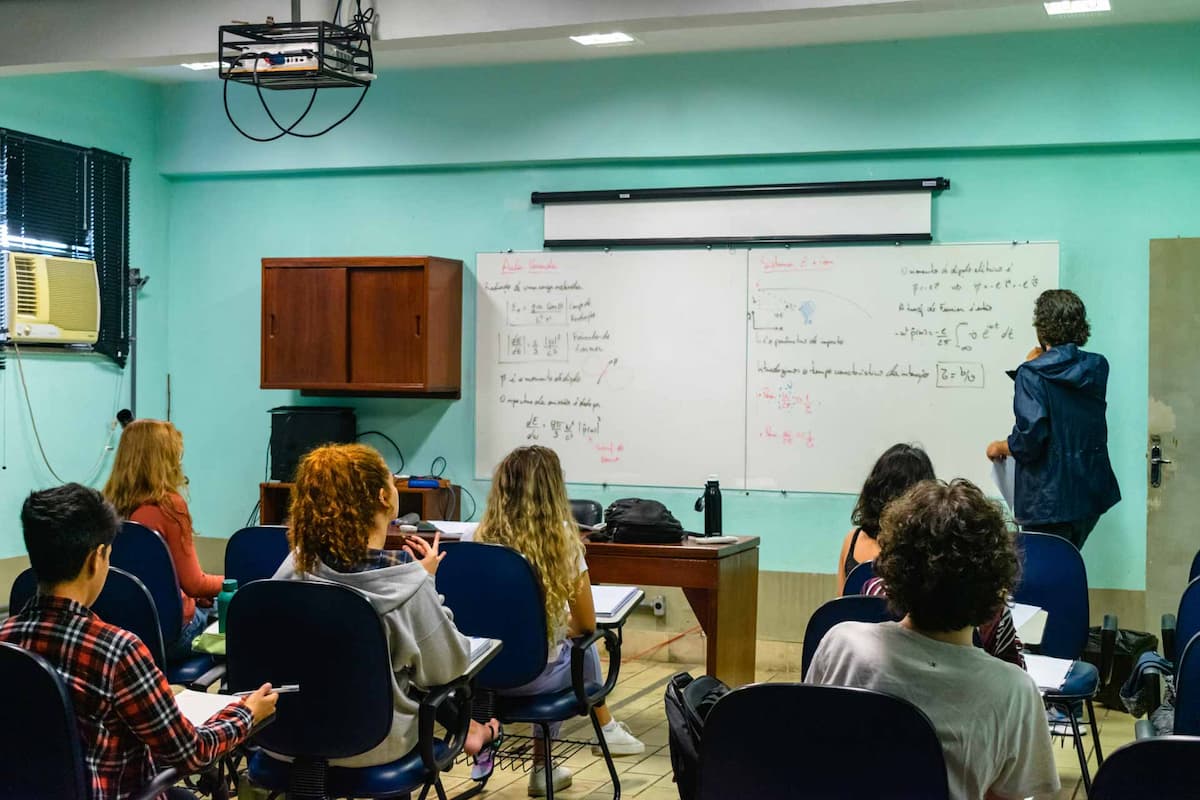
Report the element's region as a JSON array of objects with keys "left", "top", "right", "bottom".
[
  {"left": 467, "top": 637, "right": 501, "bottom": 673},
  {"left": 429, "top": 521, "right": 479, "bottom": 540},
  {"left": 1024, "top": 653, "right": 1074, "bottom": 691},
  {"left": 174, "top": 689, "right": 243, "bottom": 727},
  {"left": 992, "top": 458, "right": 1016, "bottom": 512},
  {"left": 1009, "top": 602, "right": 1048, "bottom": 645}
]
